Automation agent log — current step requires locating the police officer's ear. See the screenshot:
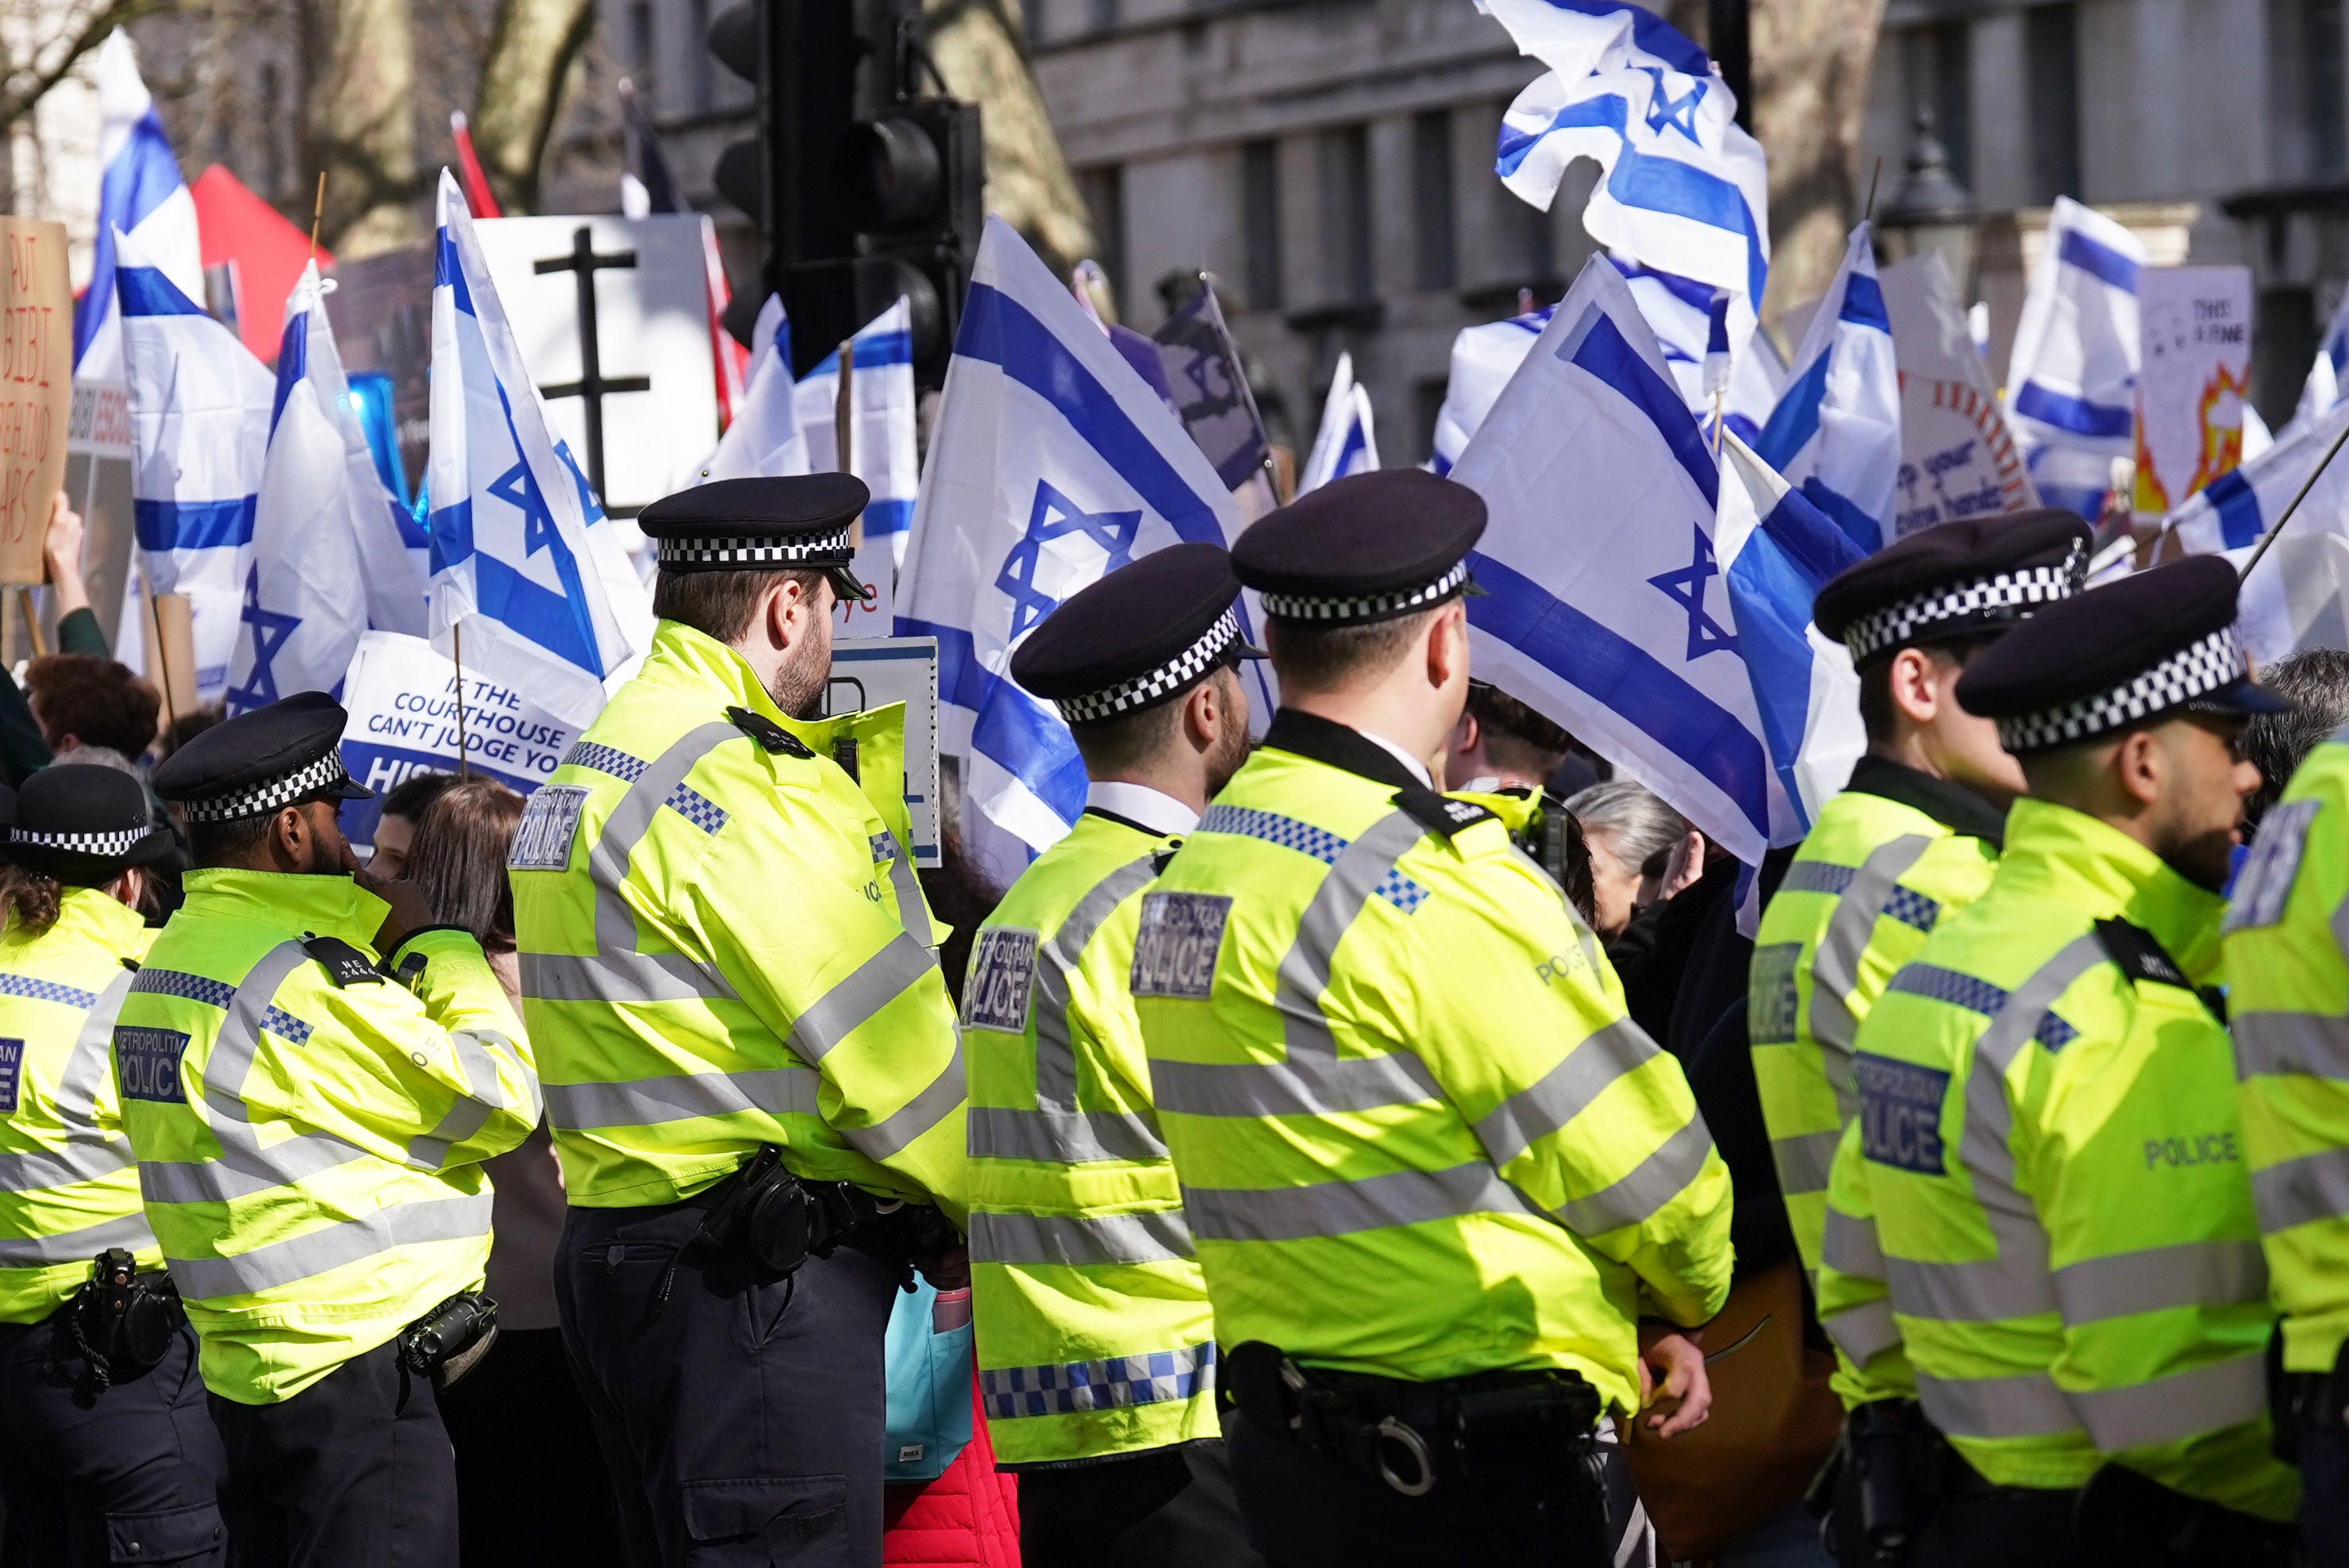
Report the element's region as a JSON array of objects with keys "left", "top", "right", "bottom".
[{"left": 1424, "top": 601, "right": 1471, "bottom": 696}]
